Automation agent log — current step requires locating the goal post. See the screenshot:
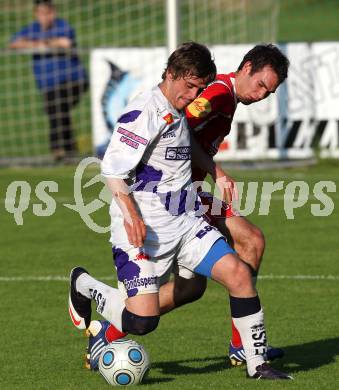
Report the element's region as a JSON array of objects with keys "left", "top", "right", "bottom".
[{"left": 166, "top": 0, "right": 180, "bottom": 55}]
